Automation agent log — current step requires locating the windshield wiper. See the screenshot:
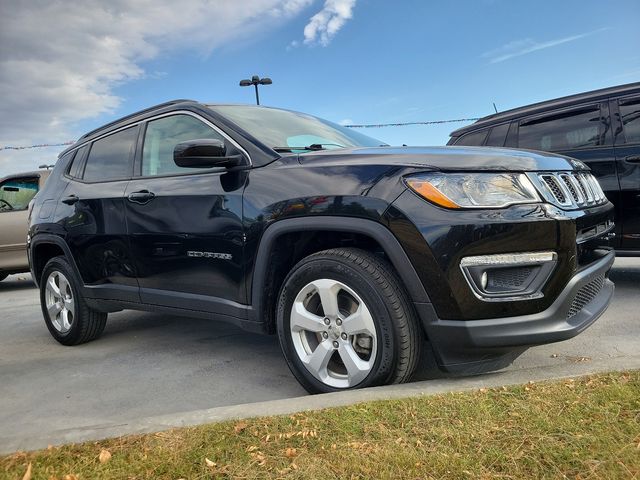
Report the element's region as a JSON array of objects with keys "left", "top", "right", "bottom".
[{"left": 272, "top": 143, "right": 346, "bottom": 153}]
